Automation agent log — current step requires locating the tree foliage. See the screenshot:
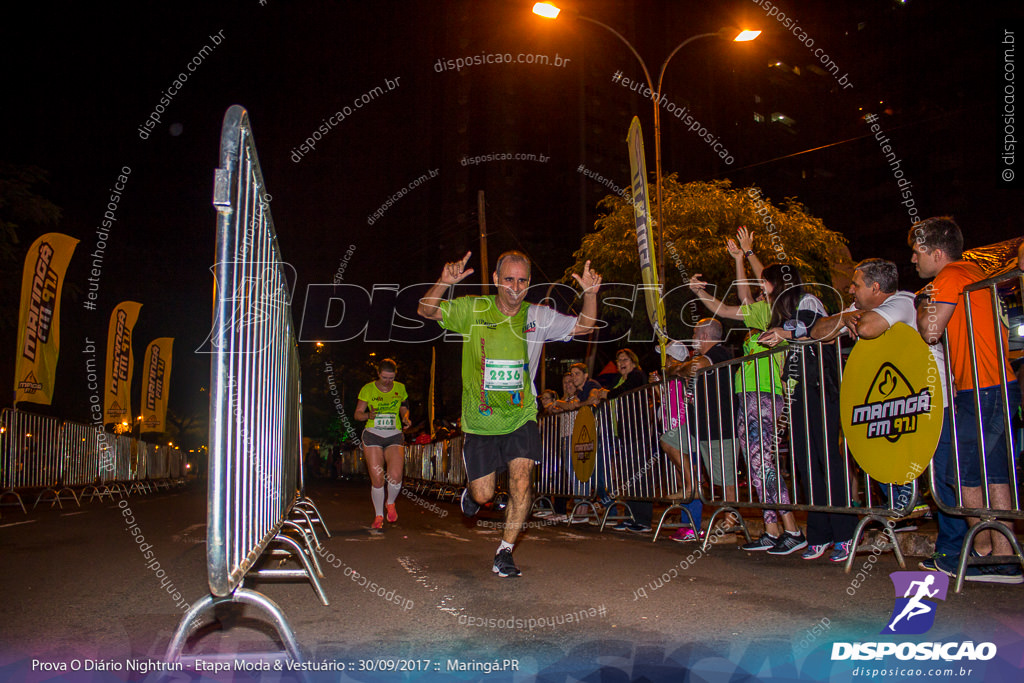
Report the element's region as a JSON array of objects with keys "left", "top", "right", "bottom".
[
  {"left": 0, "top": 163, "right": 62, "bottom": 261},
  {"left": 0, "top": 163, "right": 63, "bottom": 332},
  {"left": 564, "top": 176, "right": 852, "bottom": 339}
]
